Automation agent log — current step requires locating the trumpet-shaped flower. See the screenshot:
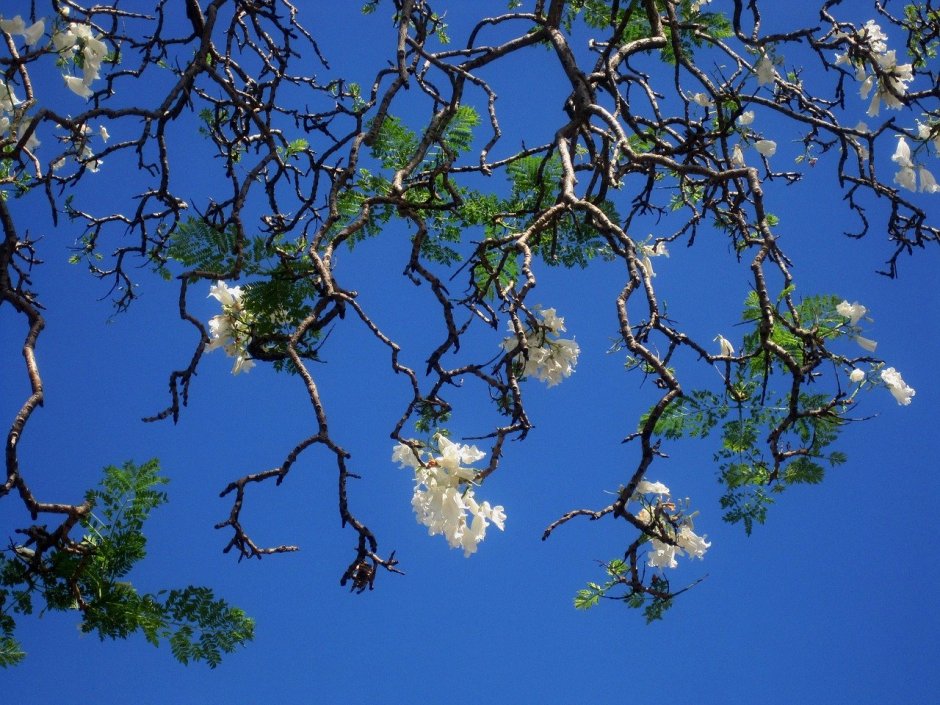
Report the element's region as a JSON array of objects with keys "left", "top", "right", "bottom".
[
  {"left": 0, "top": 16, "right": 26, "bottom": 35},
  {"left": 503, "top": 307, "right": 580, "bottom": 387},
  {"left": 393, "top": 434, "right": 505, "bottom": 556},
  {"left": 754, "top": 140, "right": 777, "bottom": 158},
  {"left": 639, "top": 239, "right": 669, "bottom": 277},
  {"left": 916, "top": 121, "right": 940, "bottom": 152},
  {"left": 736, "top": 111, "right": 755, "bottom": 127},
  {"left": 64, "top": 75, "right": 93, "bottom": 99},
  {"left": 836, "top": 300, "right": 868, "bottom": 326},
  {"left": 715, "top": 334, "right": 734, "bottom": 357},
  {"left": 1, "top": 16, "right": 44, "bottom": 45},
  {"left": 849, "top": 368, "right": 866, "bottom": 384},
  {"left": 676, "top": 525, "right": 711, "bottom": 560},
  {"left": 859, "top": 20, "right": 889, "bottom": 54},
  {"left": 891, "top": 137, "right": 913, "bottom": 168},
  {"left": 647, "top": 539, "right": 679, "bottom": 569},
  {"left": 919, "top": 167, "right": 940, "bottom": 194},
  {"left": 690, "top": 92, "right": 713, "bottom": 108},
  {"left": 854, "top": 335, "right": 878, "bottom": 353},
  {"left": 206, "top": 280, "right": 255, "bottom": 375},
  {"left": 635, "top": 479, "right": 670, "bottom": 496},
  {"left": 731, "top": 143, "right": 745, "bottom": 168},
  {"left": 894, "top": 166, "right": 917, "bottom": 192},
  {"left": 880, "top": 367, "right": 915, "bottom": 405},
  {"left": 755, "top": 54, "right": 776, "bottom": 86}
]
